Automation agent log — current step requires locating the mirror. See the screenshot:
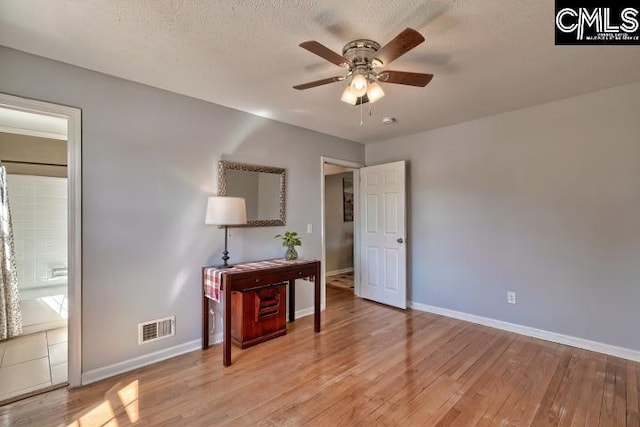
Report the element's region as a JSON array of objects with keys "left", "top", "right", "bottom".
[{"left": 218, "top": 160, "right": 286, "bottom": 227}]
